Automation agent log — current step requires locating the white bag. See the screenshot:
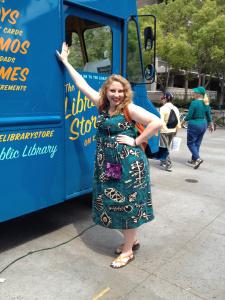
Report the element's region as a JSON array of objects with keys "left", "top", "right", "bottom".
[{"left": 171, "top": 136, "right": 182, "bottom": 151}]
